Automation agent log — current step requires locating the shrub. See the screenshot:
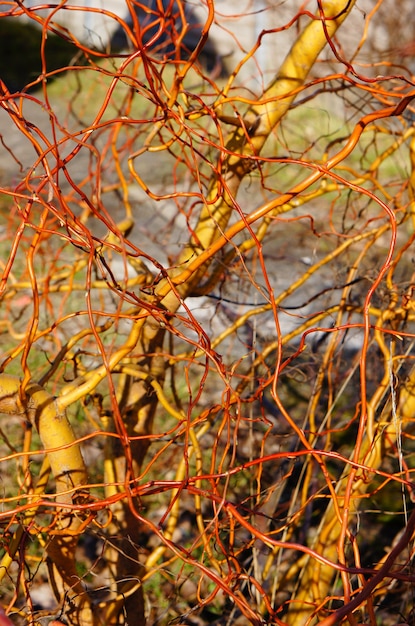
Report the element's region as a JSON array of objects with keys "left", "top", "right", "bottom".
[{"left": 1, "top": 1, "right": 415, "bottom": 624}]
